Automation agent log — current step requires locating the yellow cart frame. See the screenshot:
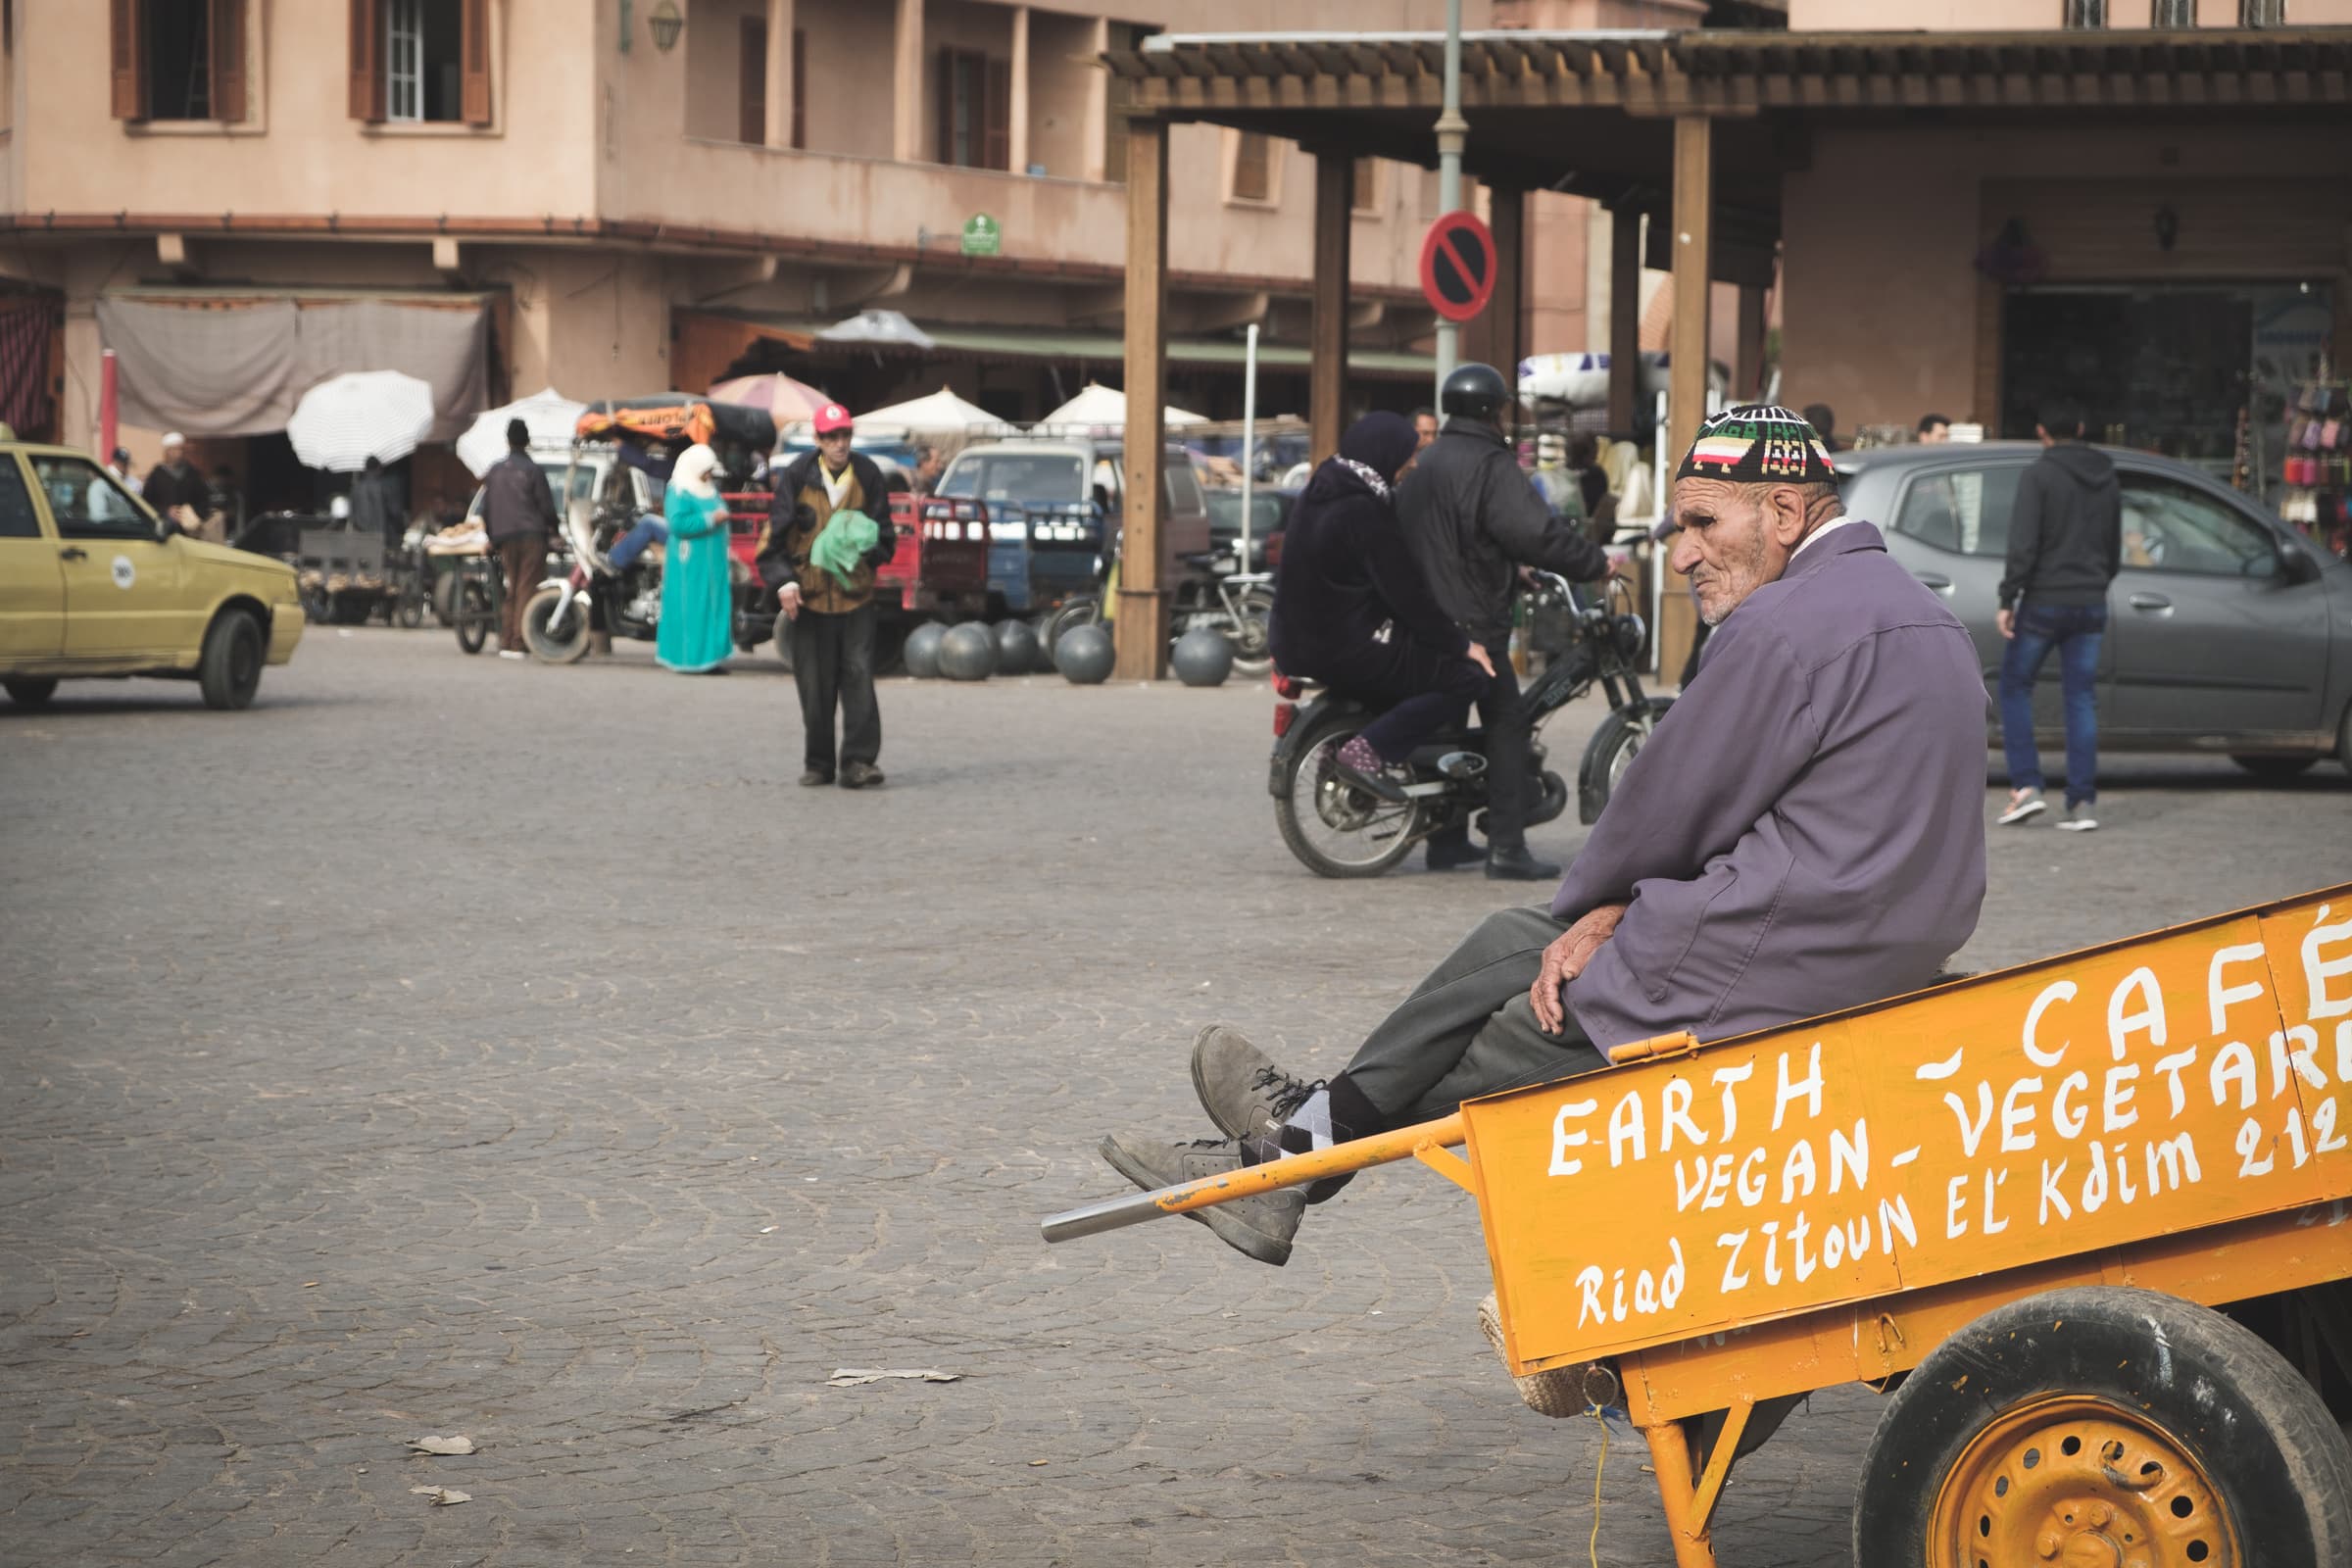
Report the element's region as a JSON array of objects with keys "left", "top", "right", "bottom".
[{"left": 1045, "top": 885, "right": 2352, "bottom": 1566}]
